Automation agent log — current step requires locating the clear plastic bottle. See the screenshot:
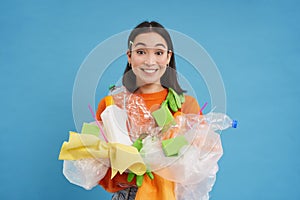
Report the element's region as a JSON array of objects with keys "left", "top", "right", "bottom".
[
  {"left": 108, "top": 84, "right": 126, "bottom": 95},
  {"left": 107, "top": 84, "right": 128, "bottom": 110},
  {"left": 203, "top": 112, "right": 238, "bottom": 131}
]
